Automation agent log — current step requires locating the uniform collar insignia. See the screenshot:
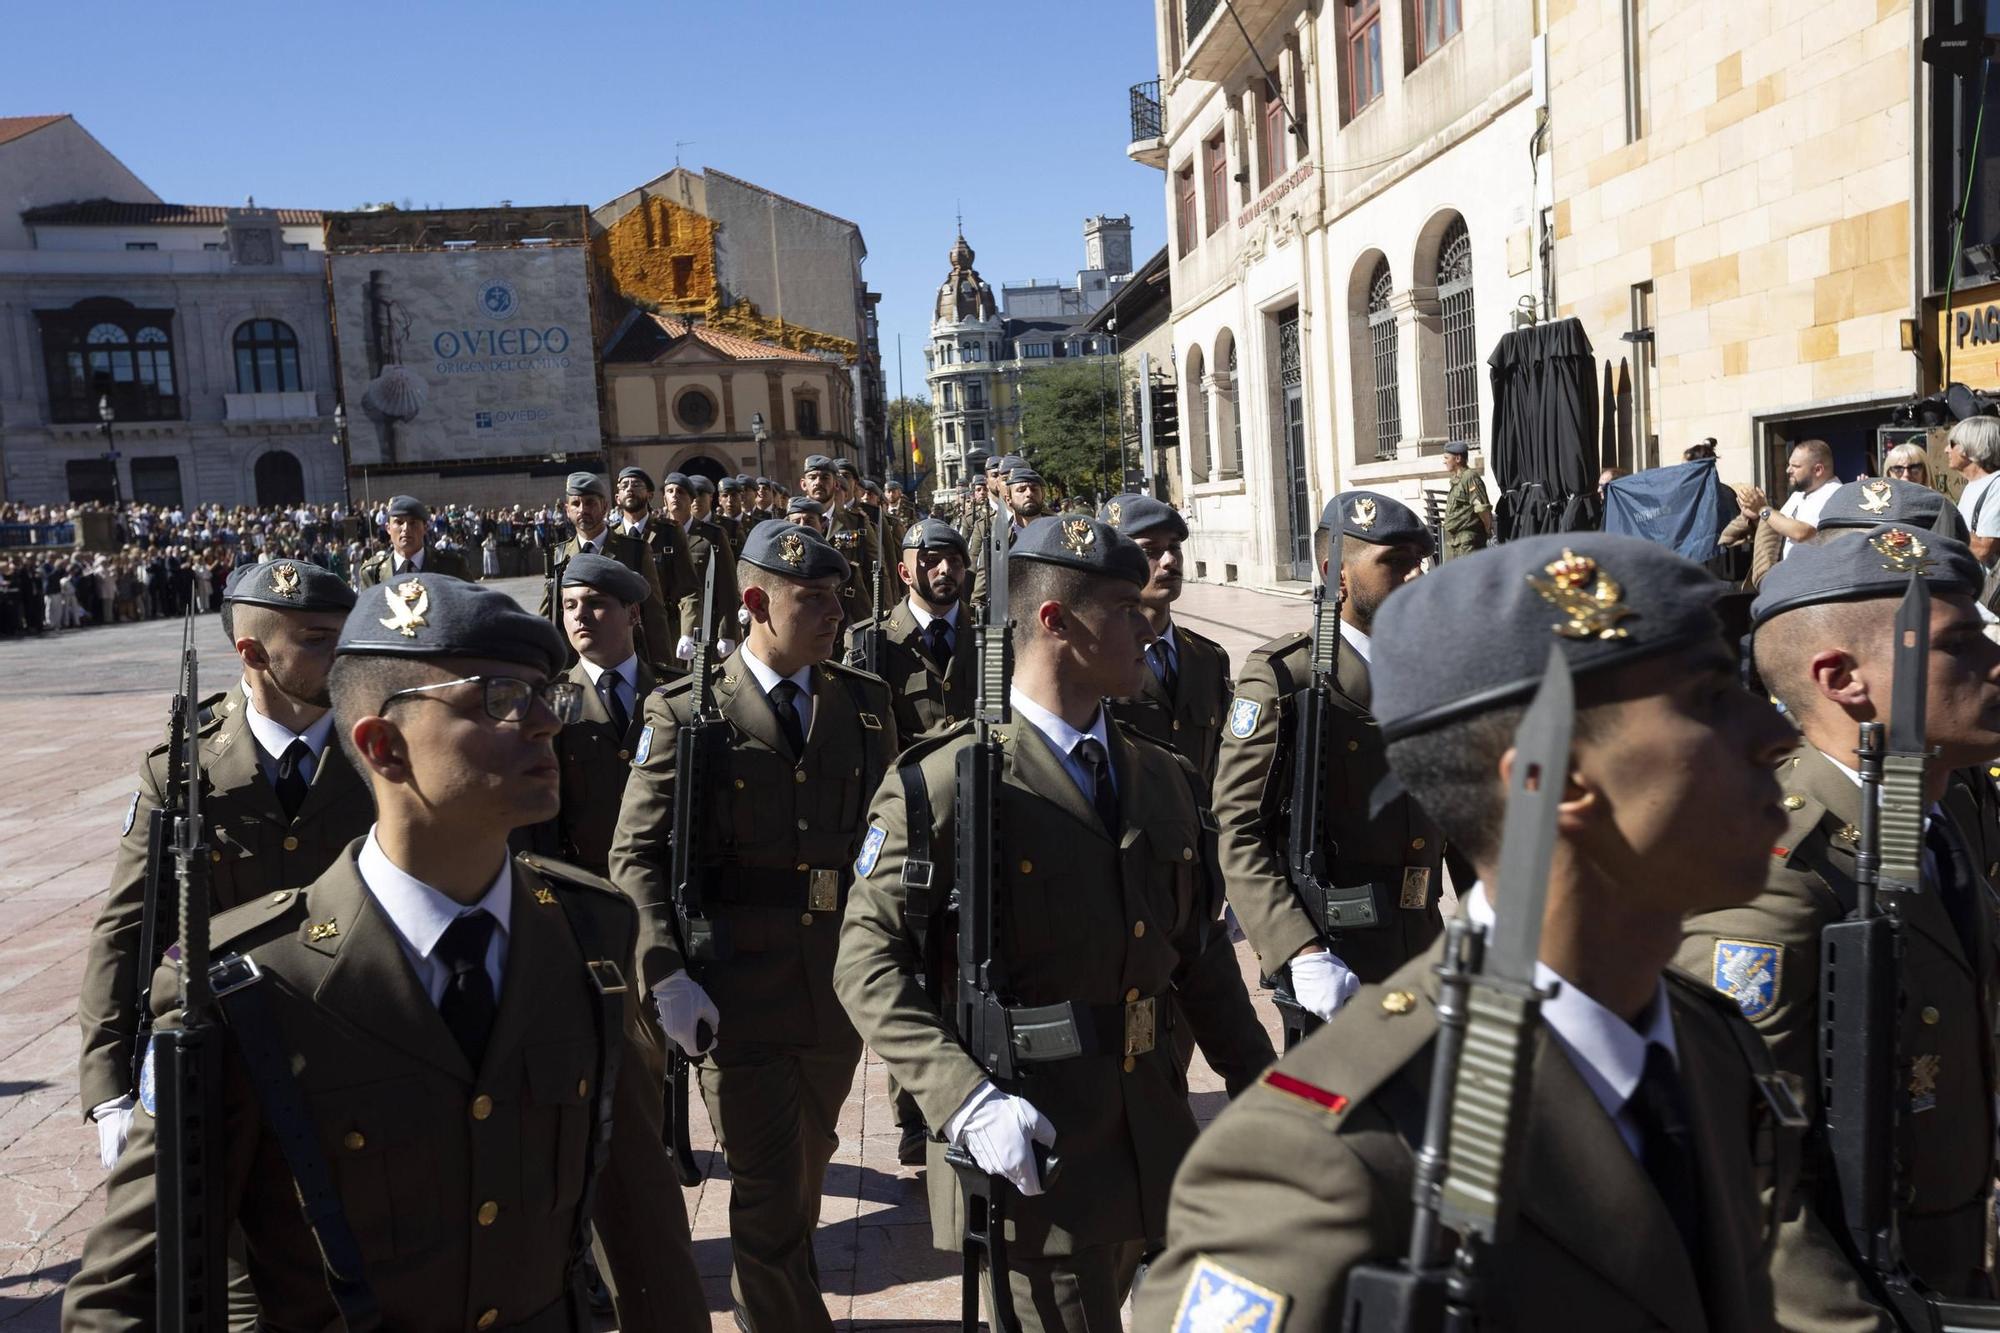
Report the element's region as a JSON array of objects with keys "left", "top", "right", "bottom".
[
  {"left": 1869, "top": 528, "right": 1932, "bottom": 573},
  {"left": 1527, "top": 548, "right": 1633, "bottom": 640},
  {"left": 271, "top": 563, "right": 302, "bottom": 599},
  {"left": 534, "top": 885, "right": 557, "bottom": 905},
  {"left": 1351, "top": 497, "right": 1379, "bottom": 530},
  {"left": 1857, "top": 480, "right": 1894, "bottom": 514},
  {"left": 1061, "top": 518, "right": 1096, "bottom": 556},
  {"left": 307, "top": 919, "right": 340, "bottom": 942},
  {"left": 379, "top": 579, "right": 429, "bottom": 638}
]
